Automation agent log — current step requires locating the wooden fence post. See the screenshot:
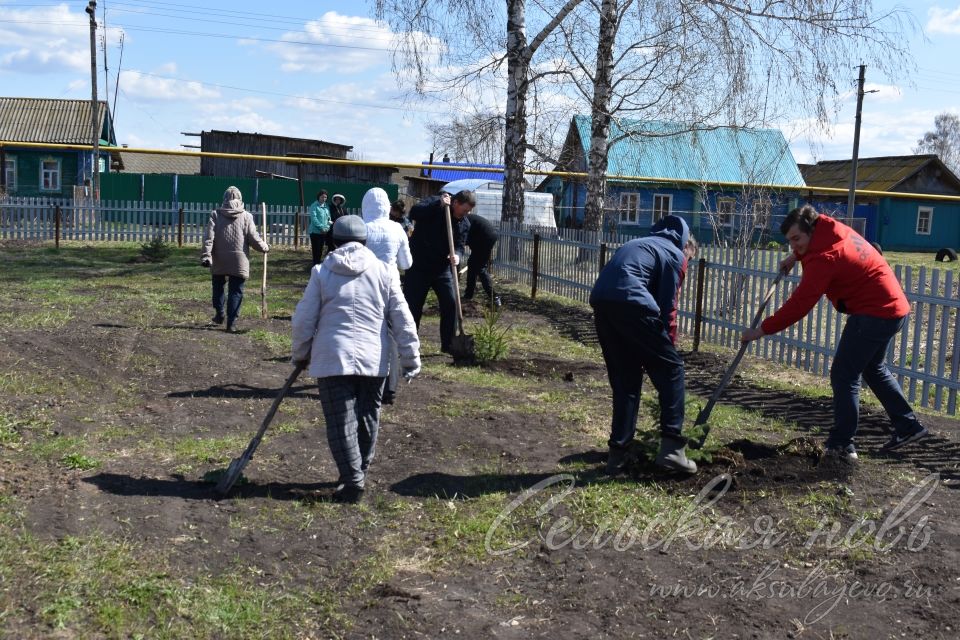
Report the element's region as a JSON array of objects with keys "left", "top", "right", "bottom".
[
  {"left": 531, "top": 232, "right": 541, "bottom": 300},
  {"left": 599, "top": 242, "right": 607, "bottom": 273},
  {"left": 693, "top": 257, "right": 706, "bottom": 352},
  {"left": 177, "top": 207, "right": 184, "bottom": 247},
  {"left": 55, "top": 205, "right": 61, "bottom": 249}
]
